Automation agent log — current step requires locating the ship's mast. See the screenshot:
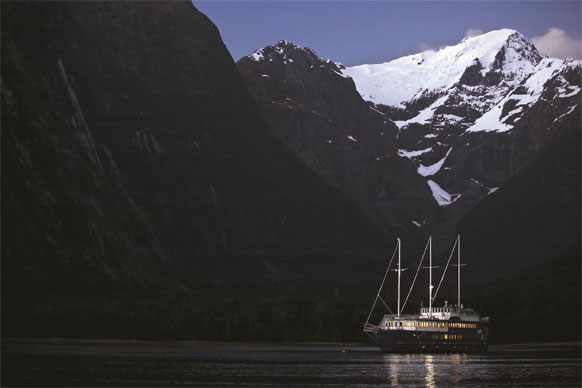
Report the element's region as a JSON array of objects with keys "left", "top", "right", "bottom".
[
  {"left": 429, "top": 236, "right": 433, "bottom": 317},
  {"left": 457, "top": 235, "right": 461, "bottom": 307},
  {"left": 397, "top": 238, "right": 401, "bottom": 319}
]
